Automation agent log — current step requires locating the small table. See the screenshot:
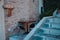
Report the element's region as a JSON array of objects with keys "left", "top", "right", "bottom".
[{"left": 19, "top": 21, "right": 35, "bottom": 34}]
